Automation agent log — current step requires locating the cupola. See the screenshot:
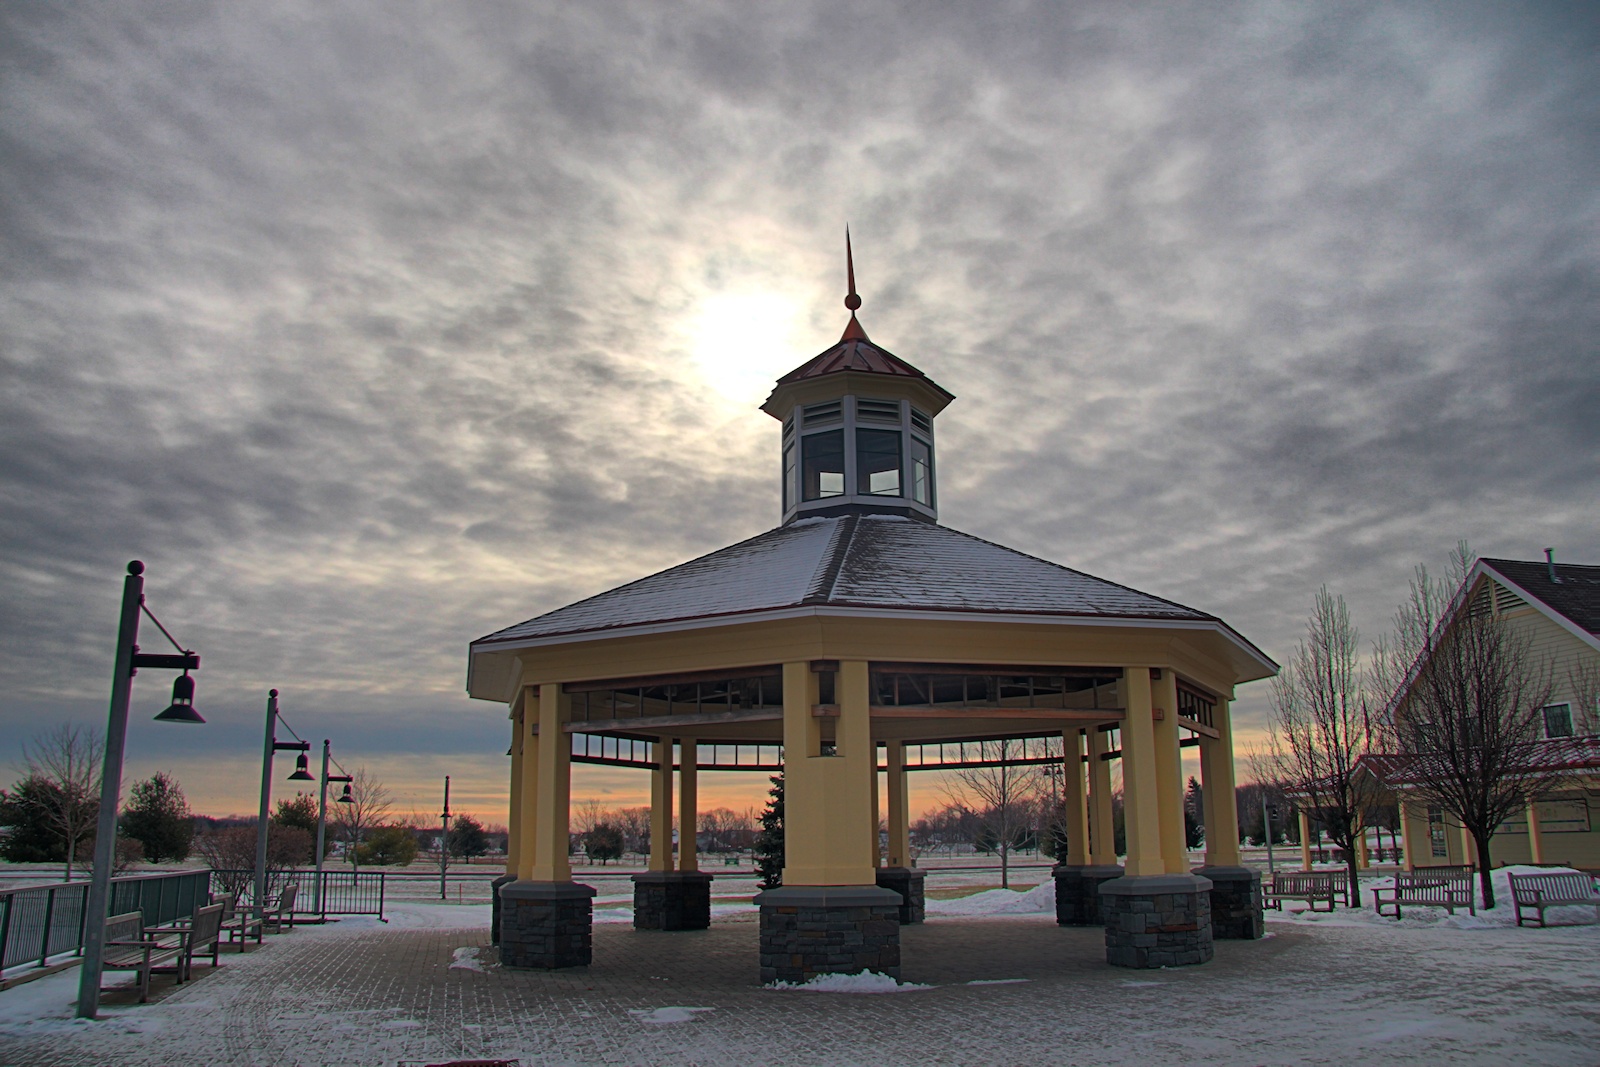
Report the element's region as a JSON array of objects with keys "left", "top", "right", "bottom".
[{"left": 760, "top": 236, "right": 955, "bottom": 524}]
